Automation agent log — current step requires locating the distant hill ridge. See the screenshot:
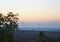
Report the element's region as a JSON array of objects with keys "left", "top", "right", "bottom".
[{"left": 21, "top": 28, "right": 60, "bottom": 32}]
